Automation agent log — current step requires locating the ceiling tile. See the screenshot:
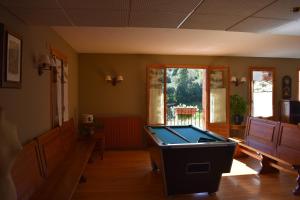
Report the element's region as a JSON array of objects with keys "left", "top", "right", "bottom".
[
  {"left": 130, "top": 11, "right": 186, "bottom": 28},
  {"left": 7, "top": 8, "right": 71, "bottom": 25},
  {"left": 195, "top": 0, "right": 275, "bottom": 16},
  {"left": 58, "top": 0, "right": 129, "bottom": 10},
  {"left": 254, "top": 0, "right": 300, "bottom": 20},
  {"left": 0, "top": 0, "right": 59, "bottom": 8},
  {"left": 182, "top": 14, "right": 243, "bottom": 30},
  {"left": 229, "top": 17, "right": 289, "bottom": 32},
  {"left": 131, "top": 0, "right": 200, "bottom": 13},
  {"left": 65, "top": 9, "right": 128, "bottom": 26}
]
